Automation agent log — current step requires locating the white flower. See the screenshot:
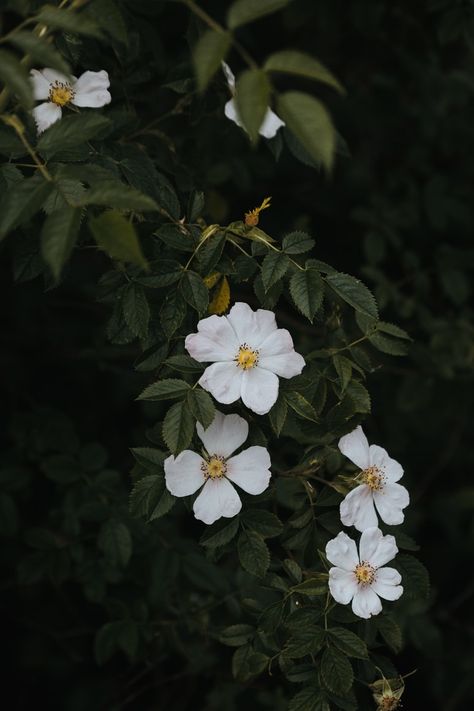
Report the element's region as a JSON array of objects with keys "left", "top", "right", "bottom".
[
  {"left": 185, "top": 302, "right": 305, "bottom": 415},
  {"left": 30, "top": 68, "right": 111, "bottom": 134},
  {"left": 164, "top": 410, "right": 271, "bottom": 525},
  {"left": 326, "top": 527, "right": 403, "bottom": 619},
  {"left": 222, "top": 62, "right": 285, "bottom": 139},
  {"left": 338, "top": 426, "right": 409, "bottom": 532}
]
